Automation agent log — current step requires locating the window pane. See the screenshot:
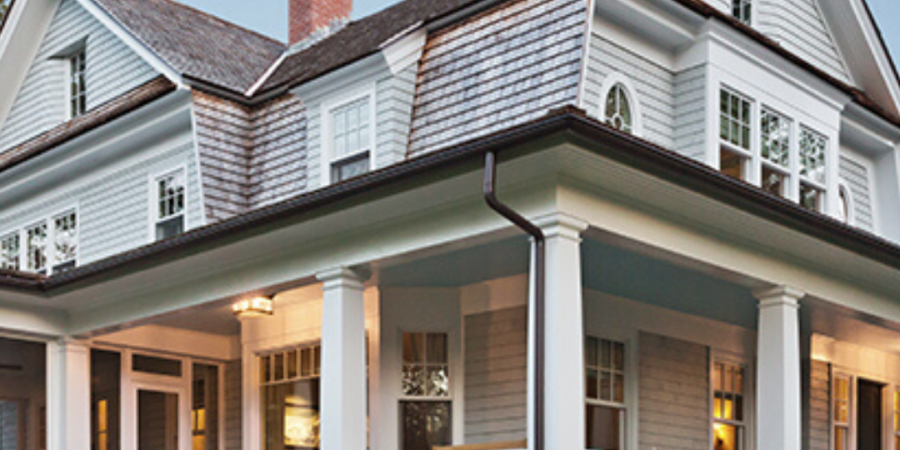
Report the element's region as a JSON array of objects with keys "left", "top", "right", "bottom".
[
  {"left": 585, "top": 337, "right": 598, "bottom": 367},
  {"left": 713, "top": 423, "right": 740, "bottom": 450},
  {"left": 264, "top": 379, "right": 320, "bottom": 450},
  {"left": 762, "top": 166, "right": 787, "bottom": 198},
  {"left": 133, "top": 354, "right": 182, "bottom": 377},
  {"left": 426, "top": 334, "right": 447, "bottom": 364},
  {"left": 801, "top": 183, "right": 824, "bottom": 212},
  {"left": 834, "top": 427, "right": 847, "bottom": 450},
  {"left": 586, "top": 369, "right": 599, "bottom": 400},
  {"left": 586, "top": 405, "right": 622, "bottom": 450},
  {"left": 614, "top": 373, "right": 625, "bottom": 403},
  {"left": 301, "top": 348, "right": 312, "bottom": 377},
  {"left": 800, "top": 128, "right": 827, "bottom": 184},
  {"left": 600, "top": 371, "right": 612, "bottom": 401},
  {"left": 288, "top": 350, "right": 299, "bottom": 379},
  {"left": 600, "top": 340, "right": 611, "bottom": 370},
  {"left": 274, "top": 353, "right": 284, "bottom": 382},
  {"left": 427, "top": 366, "right": 450, "bottom": 397},
  {"left": 401, "top": 402, "right": 452, "bottom": 450},
  {"left": 402, "top": 365, "right": 425, "bottom": 397},
  {"left": 612, "top": 342, "right": 624, "bottom": 371},
  {"left": 403, "top": 333, "right": 425, "bottom": 364},
  {"left": 720, "top": 148, "right": 746, "bottom": 181}
]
